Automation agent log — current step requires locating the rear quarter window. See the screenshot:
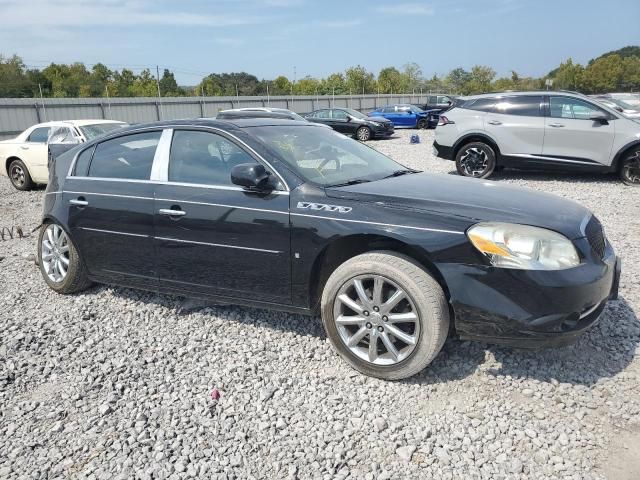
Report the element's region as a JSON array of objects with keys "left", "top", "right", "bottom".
[{"left": 464, "top": 98, "right": 496, "bottom": 112}]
